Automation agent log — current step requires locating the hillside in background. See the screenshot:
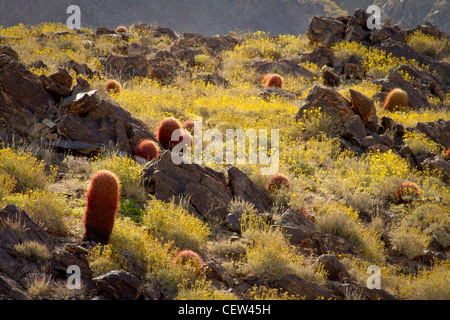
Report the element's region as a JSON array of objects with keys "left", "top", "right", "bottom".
[{"left": 0, "top": 0, "right": 448, "bottom": 35}]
